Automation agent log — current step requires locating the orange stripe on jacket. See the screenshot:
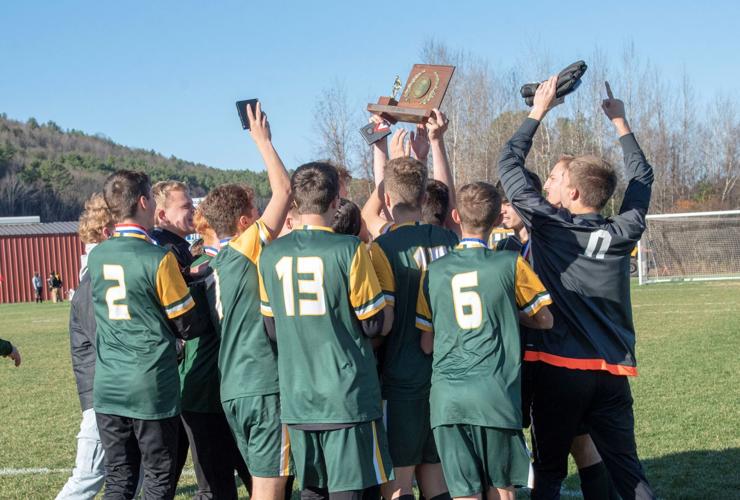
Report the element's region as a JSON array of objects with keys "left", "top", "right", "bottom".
[{"left": 524, "top": 351, "right": 638, "bottom": 377}]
